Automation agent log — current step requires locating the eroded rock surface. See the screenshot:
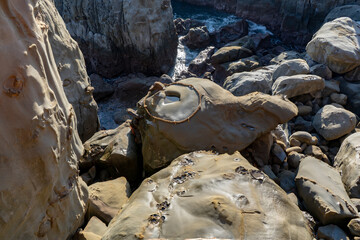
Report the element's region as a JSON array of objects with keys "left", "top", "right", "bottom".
[
  {"left": 296, "top": 157, "right": 358, "bottom": 225},
  {"left": 0, "top": 1, "right": 88, "bottom": 239},
  {"left": 54, "top": 0, "right": 178, "bottom": 78},
  {"left": 335, "top": 133, "right": 360, "bottom": 198},
  {"left": 102, "top": 151, "right": 313, "bottom": 240},
  {"left": 36, "top": 0, "right": 99, "bottom": 141},
  {"left": 136, "top": 78, "right": 298, "bottom": 173}
]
